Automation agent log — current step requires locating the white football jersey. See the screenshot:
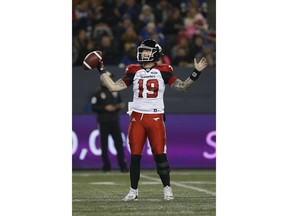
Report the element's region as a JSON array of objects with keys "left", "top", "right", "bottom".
[{"left": 121, "top": 64, "right": 177, "bottom": 114}]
